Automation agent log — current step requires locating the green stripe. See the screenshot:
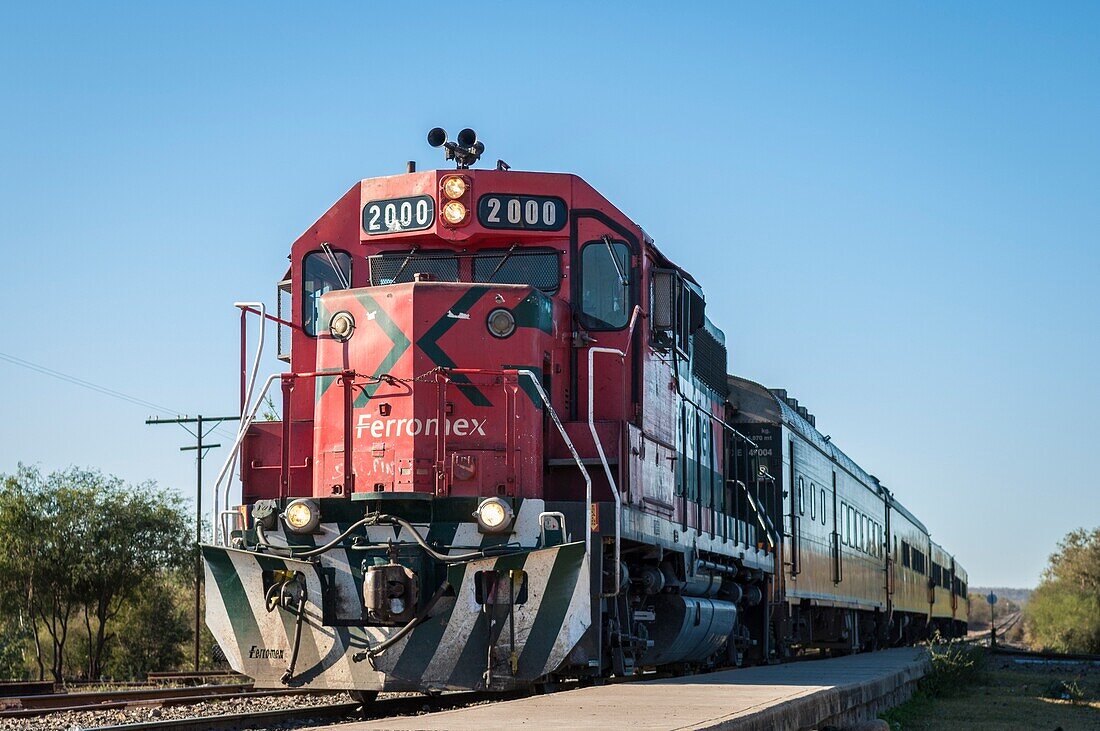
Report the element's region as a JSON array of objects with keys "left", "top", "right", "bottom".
[
  {"left": 353, "top": 292, "right": 412, "bottom": 407},
  {"left": 203, "top": 546, "right": 264, "bottom": 658},
  {"left": 416, "top": 287, "right": 493, "bottom": 407},
  {"left": 446, "top": 550, "right": 531, "bottom": 688},
  {"left": 516, "top": 542, "right": 585, "bottom": 678}
]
